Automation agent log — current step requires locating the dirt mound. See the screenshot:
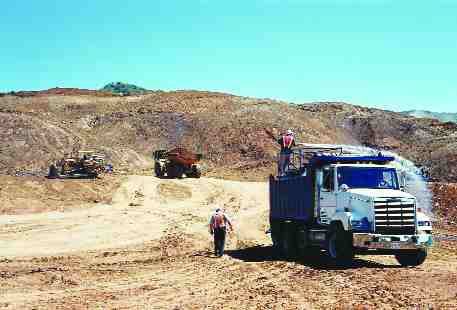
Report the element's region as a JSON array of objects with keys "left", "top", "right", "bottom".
[
  {"left": 0, "top": 91, "right": 337, "bottom": 179},
  {"left": 1, "top": 91, "right": 457, "bottom": 181},
  {"left": 0, "top": 175, "right": 121, "bottom": 215}
]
